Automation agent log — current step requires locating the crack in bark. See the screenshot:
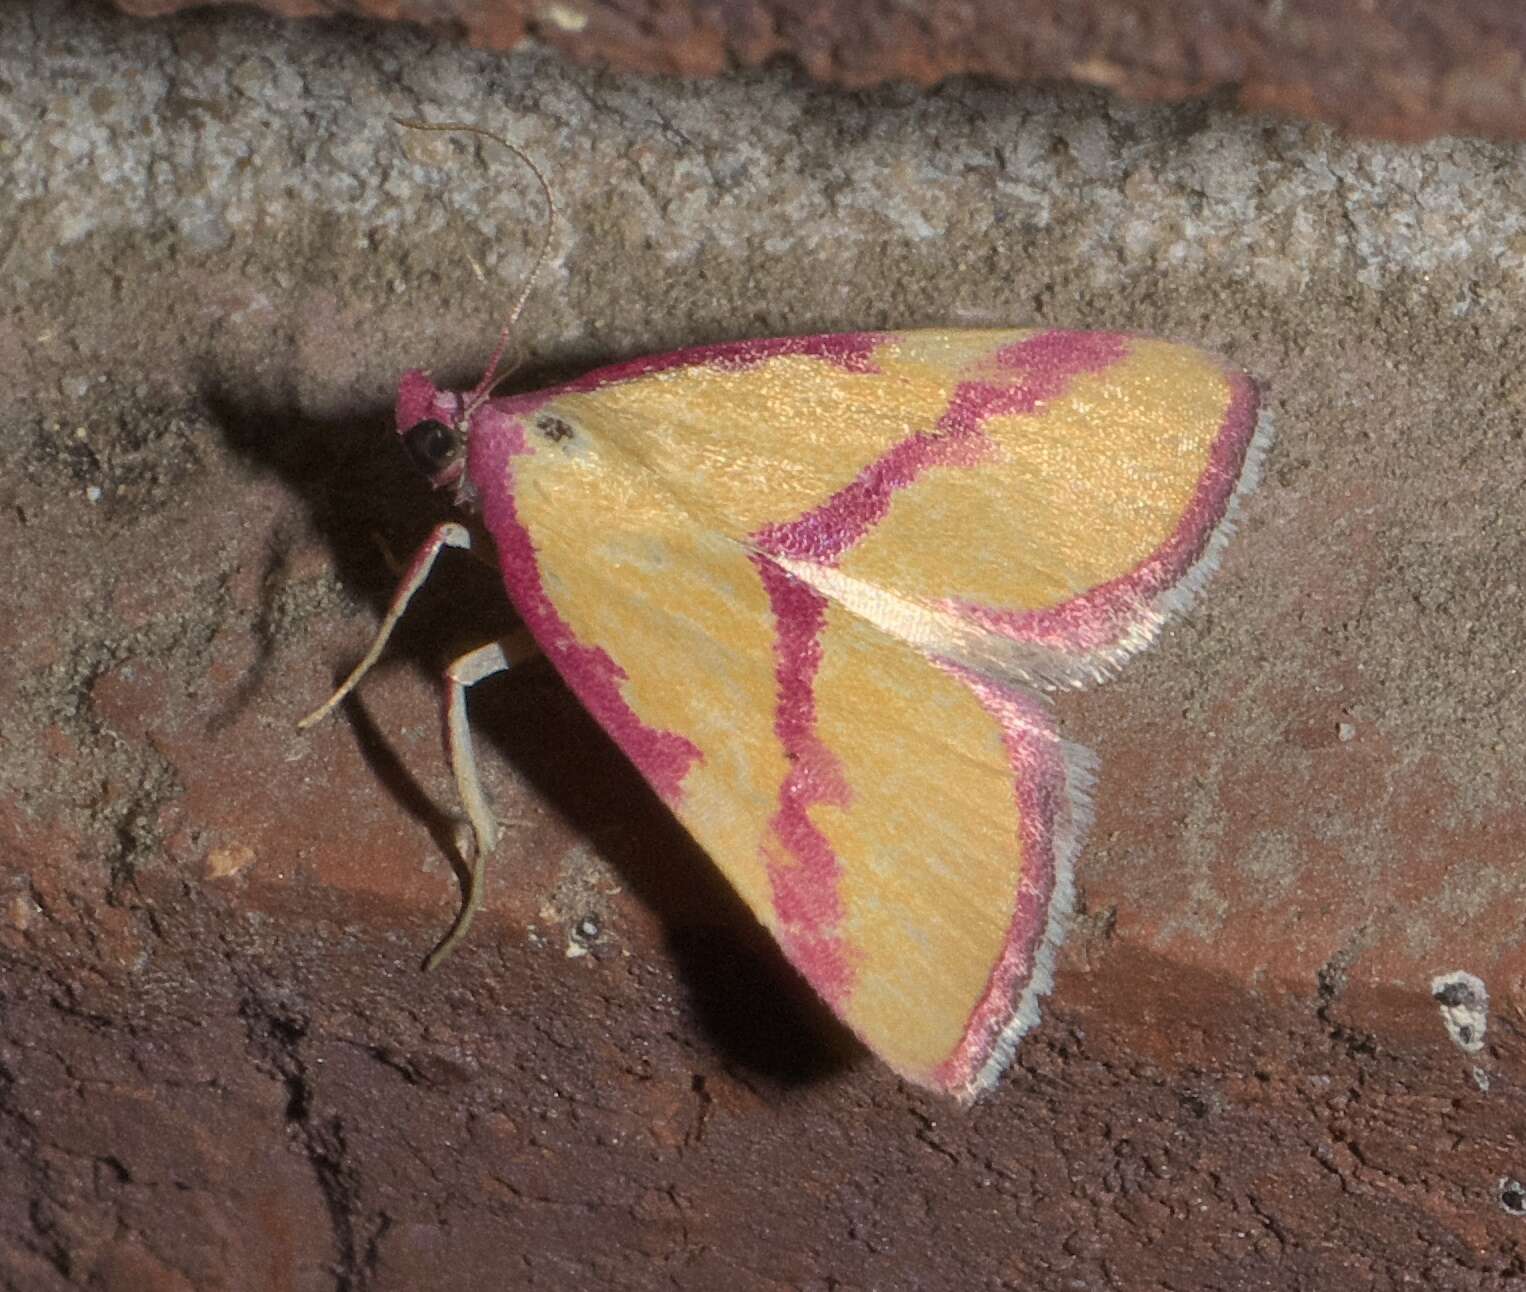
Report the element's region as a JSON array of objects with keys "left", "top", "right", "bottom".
[{"left": 239, "top": 993, "right": 373, "bottom": 1291}]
